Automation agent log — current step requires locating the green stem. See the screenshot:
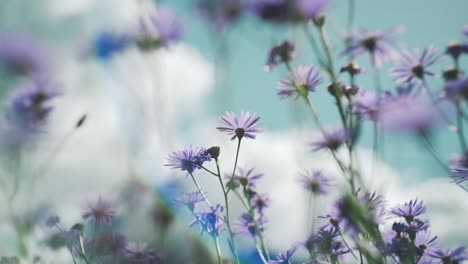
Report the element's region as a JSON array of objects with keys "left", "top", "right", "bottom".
[
  {"left": 302, "top": 24, "right": 326, "bottom": 68},
  {"left": 228, "top": 139, "right": 242, "bottom": 194},
  {"left": 215, "top": 159, "right": 240, "bottom": 264},
  {"left": 420, "top": 134, "right": 450, "bottom": 173},
  {"left": 189, "top": 172, "right": 213, "bottom": 208},
  {"left": 213, "top": 236, "right": 223, "bottom": 264},
  {"left": 338, "top": 231, "right": 361, "bottom": 263}
]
